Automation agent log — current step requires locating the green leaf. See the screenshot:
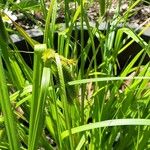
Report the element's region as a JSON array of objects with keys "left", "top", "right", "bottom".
[
  {"left": 0, "top": 57, "right": 20, "bottom": 150},
  {"left": 8, "top": 17, "right": 39, "bottom": 48},
  {"left": 12, "top": 0, "right": 40, "bottom": 11},
  {"left": 0, "top": 0, "right": 6, "bottom": 8},
  {"left": 118, "top": 28, "right": 147, "bottom": 48},
  {"left": 28, "top": 44, "right": 50, "bottom": 150},
  {"left": 61, "top": 119, "right": 150, "bottom": 139},
  {"left": 55, "top": 54, "right": 74, "bottom": 150},
  {"left": 99, "top": 0, "right": 106, "bottom": 16},
  {"left": 68, "top": 76, "right": 150, "bottom": 86}
]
